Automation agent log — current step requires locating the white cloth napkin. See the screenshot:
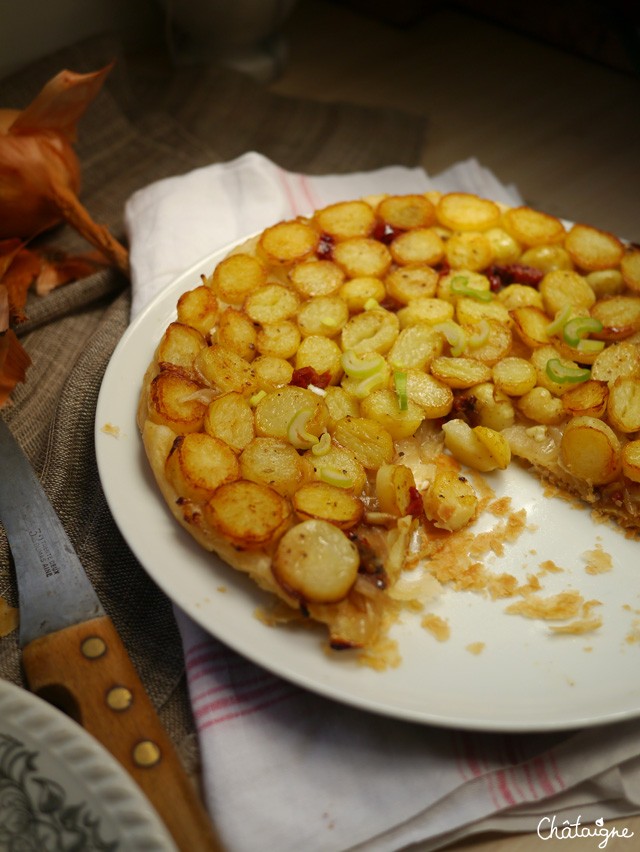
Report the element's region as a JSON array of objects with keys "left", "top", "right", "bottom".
[{"left": 125, "top": 153, "right": 640, "bottom": 851}]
